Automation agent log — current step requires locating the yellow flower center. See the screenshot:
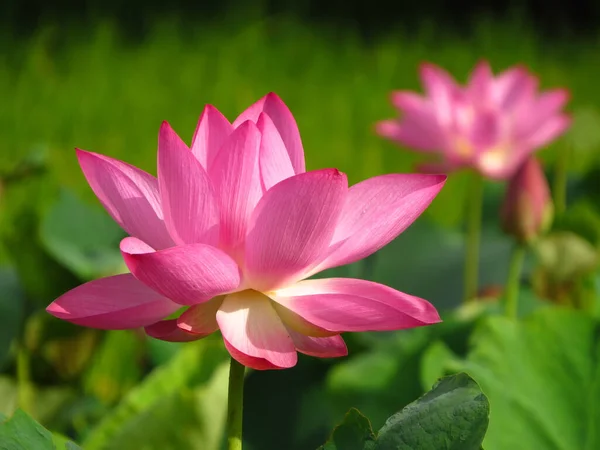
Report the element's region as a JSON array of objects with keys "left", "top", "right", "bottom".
[{"left": 478, "top": 146, "right": 508, "bottom": 173}]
